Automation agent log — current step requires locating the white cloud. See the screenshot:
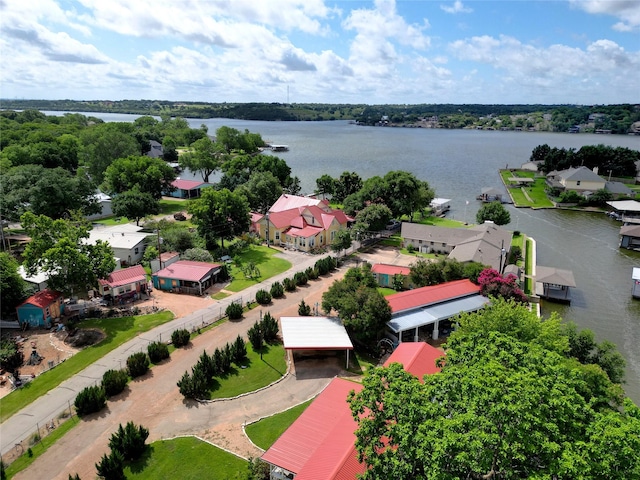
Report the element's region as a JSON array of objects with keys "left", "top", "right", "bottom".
[
  {"left": 441, "top": 1, "right": 473, "bottom": 15},
  {"left": 570, "top": 0, "right": 640, "bottom": 31}
]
